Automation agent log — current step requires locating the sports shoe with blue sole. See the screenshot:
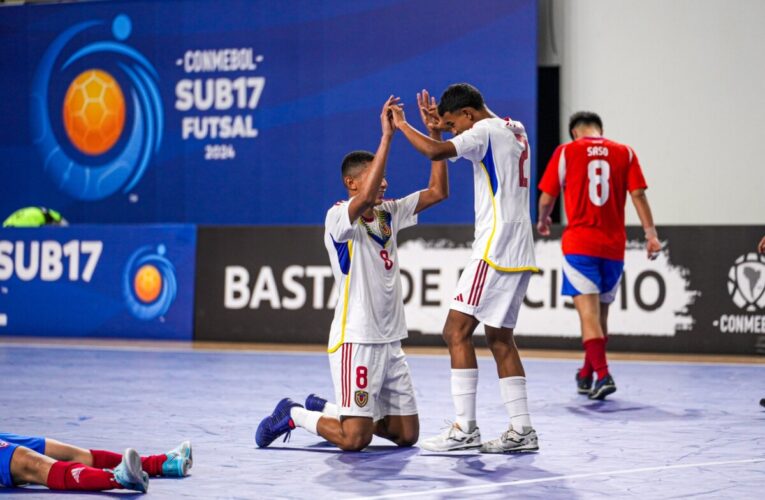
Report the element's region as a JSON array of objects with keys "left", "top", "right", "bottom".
[
  {"left": 256, "top": 398, "right": 302, "bottom": 448},
  {"left": 305, "top": 393, "right": 327, "bottom": 412},
  {"left": 112, "top": 448, "right": 149, "bottom": 493},
  {"left": 162, "top": 440, "right": 192, "bottom": 477},
  {"left": 589, "top": 374, "right": 617, "bottom": 400}
]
